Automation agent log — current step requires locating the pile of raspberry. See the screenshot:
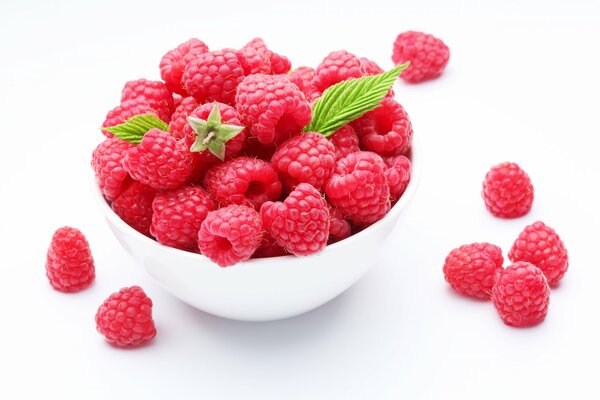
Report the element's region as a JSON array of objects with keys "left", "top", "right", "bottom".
[
  {"left": 443, "top": 162, "right": 569, "bottom": 327},
  {"left": 92, "top": 37, "right": 415, "bottom": 267}
]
